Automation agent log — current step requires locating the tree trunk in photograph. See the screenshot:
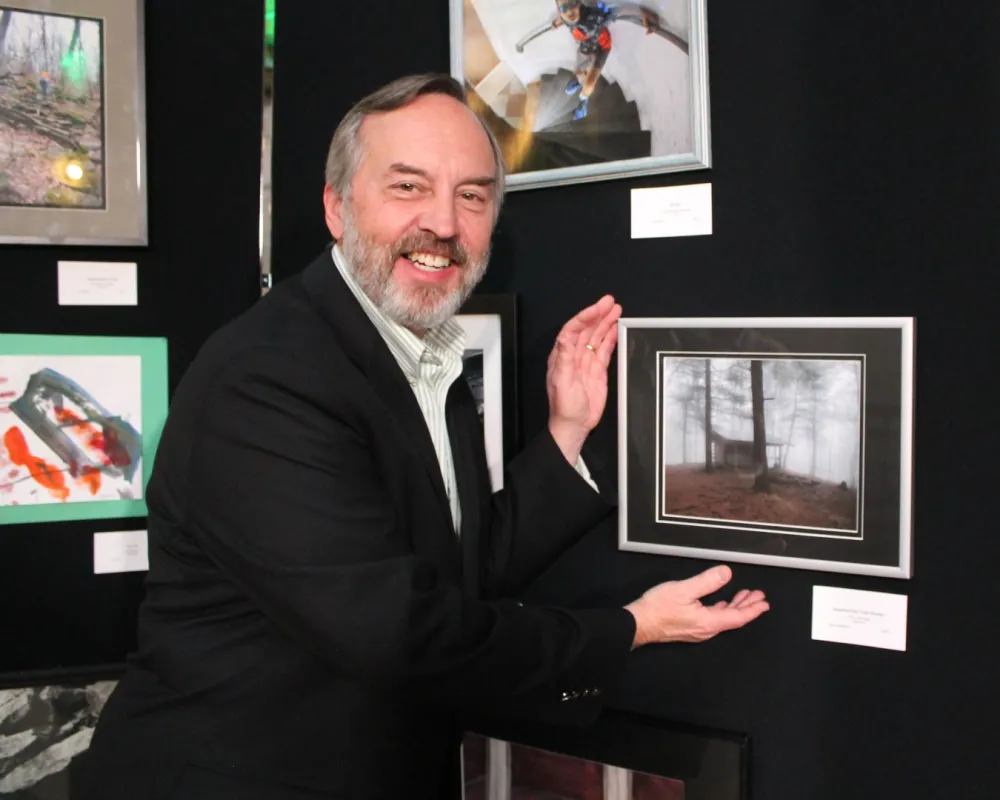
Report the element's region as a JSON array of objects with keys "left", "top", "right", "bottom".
[
  {"left": 751, "top": 359, "right": 769, "bottom": 492},
  {"left": 703, "top": 359, "right": 713, "bottom": 471},
  {"left": 0, "top": 11, "right": 12, "bottom": 70},
  {"left": 783, "top": 381, "right": 799, "bottom": 469},
  {"left": 682, "top": 391, "right": 689, "bottom": 463},
  {"left": 810, "top": 384, "right": 818, "bottom": 477}
]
